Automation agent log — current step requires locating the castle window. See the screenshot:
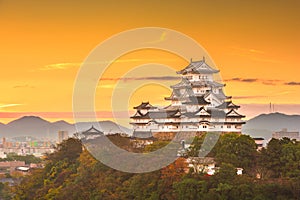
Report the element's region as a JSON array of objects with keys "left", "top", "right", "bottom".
[{"left": 227, "top": 125, "right": 231, "bottom": 128}]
